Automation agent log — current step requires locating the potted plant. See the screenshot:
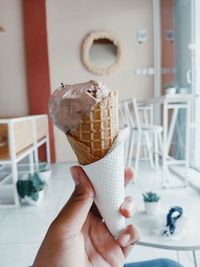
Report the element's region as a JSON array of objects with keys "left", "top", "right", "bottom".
[
  {"left": 179, "top": 87, "right": 189, "bottom": 94},
  {"left": 38, "top": 162, "right": 51, "bottom": 183},
  {"left": 164, "top": 83, "right": 176, "bottom": 95},
  {"left": 143, "top": 191, "right": 160, "bottom": 215},
  {"left": 17, "top": 172, "right": 46, "bottom": 206}
]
